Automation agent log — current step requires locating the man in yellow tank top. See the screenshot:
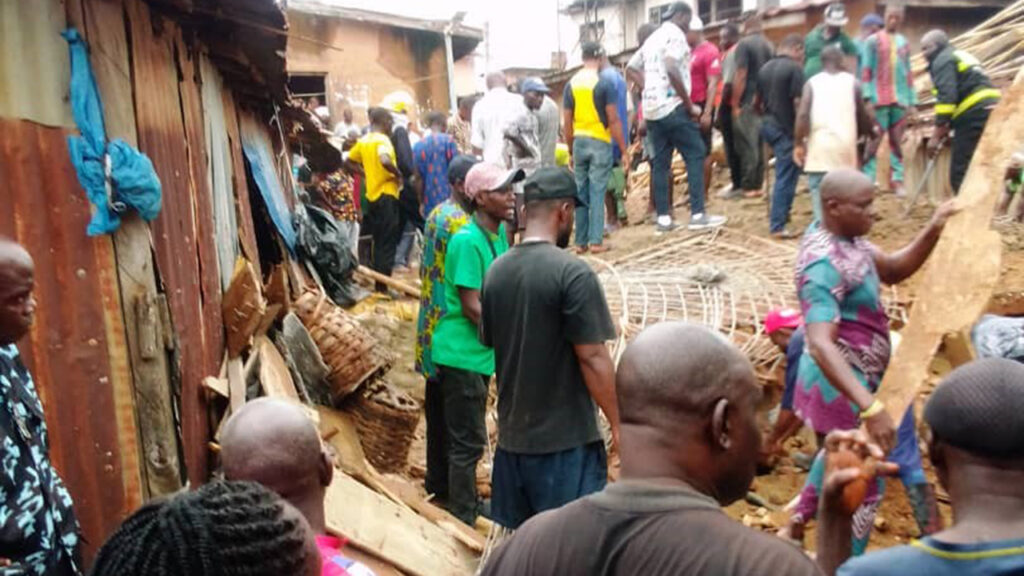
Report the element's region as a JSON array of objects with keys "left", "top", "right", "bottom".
[{"left": 563, "top": 42, "right": 627, "bottom": 255}]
